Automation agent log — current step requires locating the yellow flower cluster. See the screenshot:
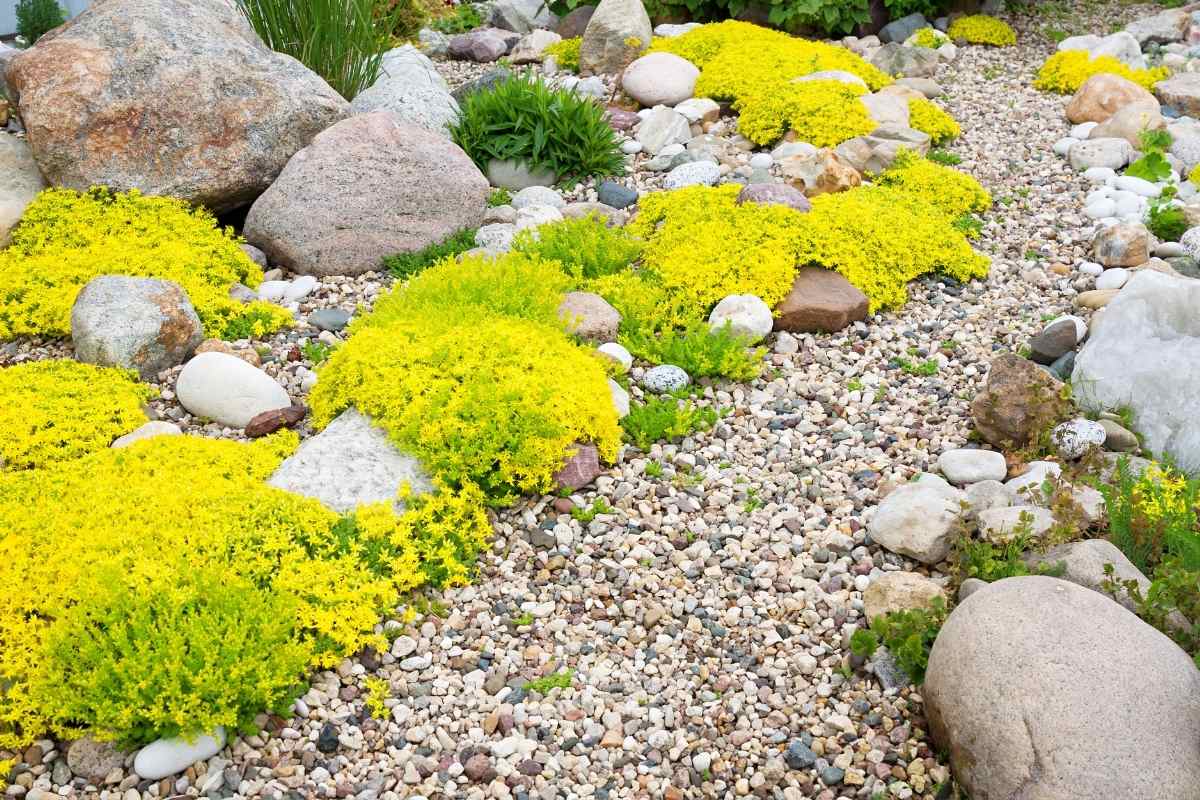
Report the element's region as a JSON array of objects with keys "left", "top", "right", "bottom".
[
  {"left": 0, "top": 360, "right": 152, "bottom": 470},
  {"left": 911, "top": 28, "right": 947, "bottom": 49},
  {"left": 649, "top": 21, "right": 892, "bottom": 146},
  {"left": 1191, "top": 164, "right": 1200, "bottom": 186},
  {"left": 946, "top": 15, "right": 1016, "bottom": 46},
  {"left": 1134, "top": 463, "right": 1191, "bottom": 521},
  {"left": 908, "top": 97, "right": 961, "bottom": 144},
  {"left": 0, "top": 188, "right": 292, "bottom": 341},
  {"left": 876, "top": 151, "right": 991, "bottom": 218},
  {"left": 735, "top": 80, "right": 877, "bottom": 147},
  {"left": 544, "top": 36, "right": 580, "bottom": 72},
  {"left": 0, "top": 431, "right": 492, "bottom": 749},
  {"left": 312, "top": 253, "right": 621, "bottom": 505},
  {"left": 1034, "top": 50, "right": 1169, "bottom": 93}
]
